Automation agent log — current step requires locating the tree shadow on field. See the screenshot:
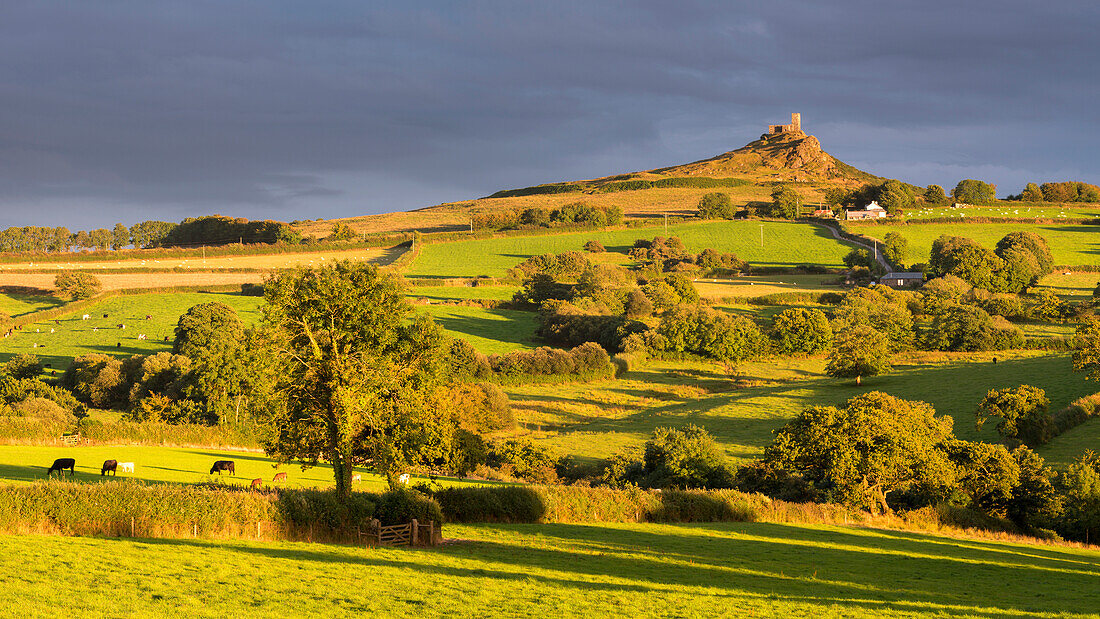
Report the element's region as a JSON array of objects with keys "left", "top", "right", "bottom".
[{"left": 122, "top": 522, "right": 1098, "bottom": 617}]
